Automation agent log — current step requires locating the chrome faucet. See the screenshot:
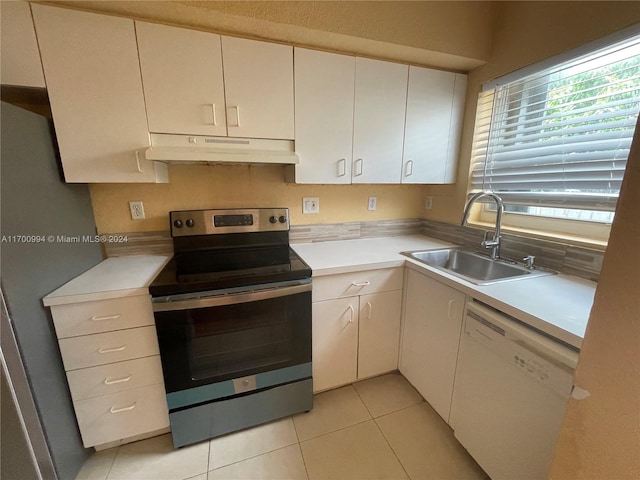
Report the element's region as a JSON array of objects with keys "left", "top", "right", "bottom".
[{"left": 461, "top": 191, "right": 504, "bottom": 260}]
